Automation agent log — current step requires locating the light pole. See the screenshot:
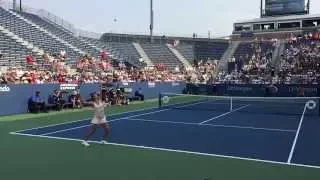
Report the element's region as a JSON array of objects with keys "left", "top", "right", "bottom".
[
  {"left": 150, "top": 0, "right": 154, "bottom": 43},
  {"left": 20, "top": 0, "right": 22, "bottom": 12},
  {"left": 13, "top": 0, "right": 16, "bottom": 10},
  {"left": 260, "top": 0, "right": 263, "bottom": 17}
]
